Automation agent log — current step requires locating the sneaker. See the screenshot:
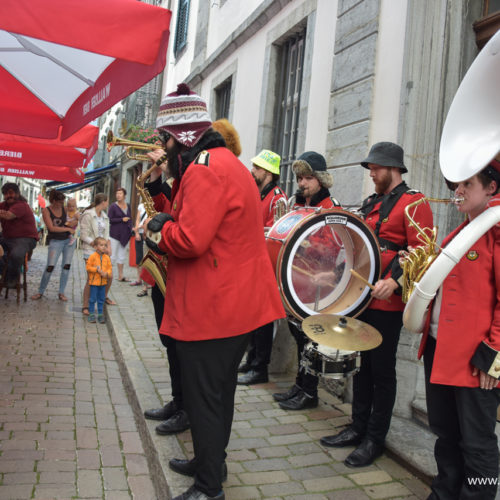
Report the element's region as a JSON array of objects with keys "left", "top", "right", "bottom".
[
  {"left": 98, "top": 314, "right": 105, "bottom": 324},
  {"left": 88, "top": 314, "right": 96, "bottom": 323},
  {"left": 137, "top": 289, "right": 148, "bottom": 297}
]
